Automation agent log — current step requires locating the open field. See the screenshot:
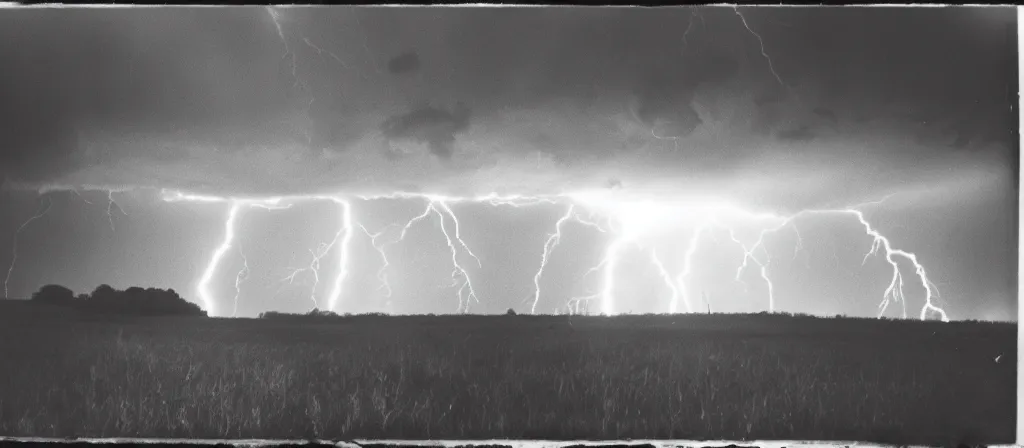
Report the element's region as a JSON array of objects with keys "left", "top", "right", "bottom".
[{"left": 0, "top": 301, "right": 1015, "bottom": 445}]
